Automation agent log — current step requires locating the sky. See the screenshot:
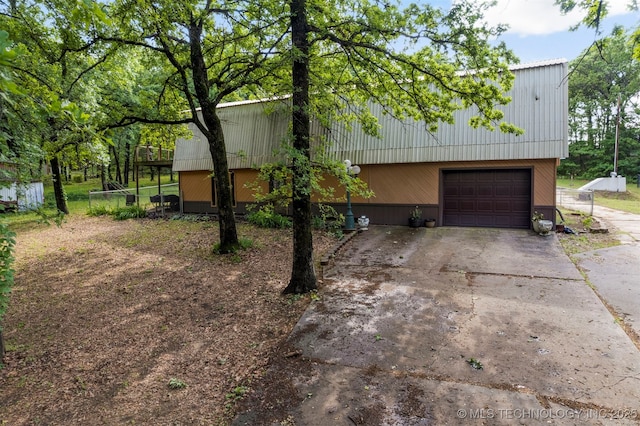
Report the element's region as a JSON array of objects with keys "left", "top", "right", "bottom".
[{"left": 476, "top": 0, "right": 639, "bottom": 63}]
